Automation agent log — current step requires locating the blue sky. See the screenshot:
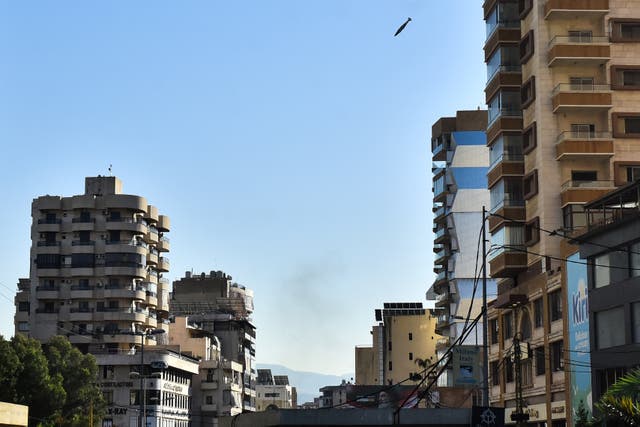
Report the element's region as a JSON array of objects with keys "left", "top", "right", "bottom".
[{"left": 0, "top": 1, "right": 486, "bottom": 375}]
